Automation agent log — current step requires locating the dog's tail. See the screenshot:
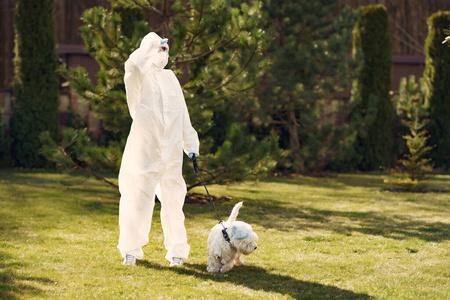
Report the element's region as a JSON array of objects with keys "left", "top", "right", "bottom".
[{"left": 226, "top": 201, "right": 243, "bottom": 225}]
